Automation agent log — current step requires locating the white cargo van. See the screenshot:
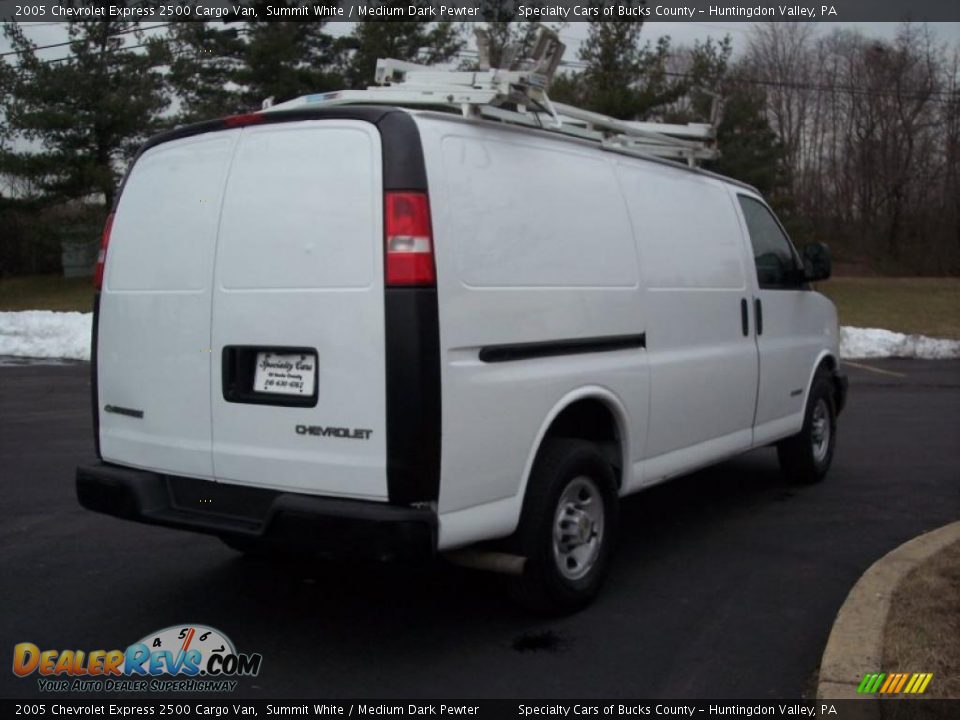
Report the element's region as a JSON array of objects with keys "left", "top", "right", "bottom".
[{"left": 77, "top": 63, "right": 847, "bottom": 612}]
